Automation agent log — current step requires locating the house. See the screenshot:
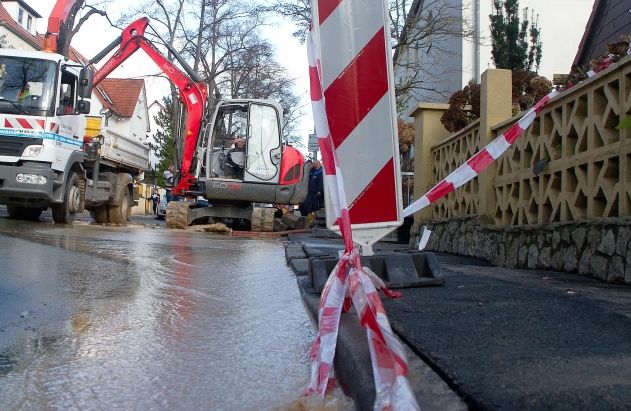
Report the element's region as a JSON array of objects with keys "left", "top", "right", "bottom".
[
  {"left": 396, "top": 0, "right": 594, "bottom": 118},
  {"left": 573, "top": 0, "right": 631, "bottom": 67},
  {"left": 0, "top": 0, "right": 41, "bottom": 49},
  {"left": 97, "top": 78, "right": 150, "bottom": 147},
  {"left": 393, "top": 0, "right": 475, "bottom": 117}
]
